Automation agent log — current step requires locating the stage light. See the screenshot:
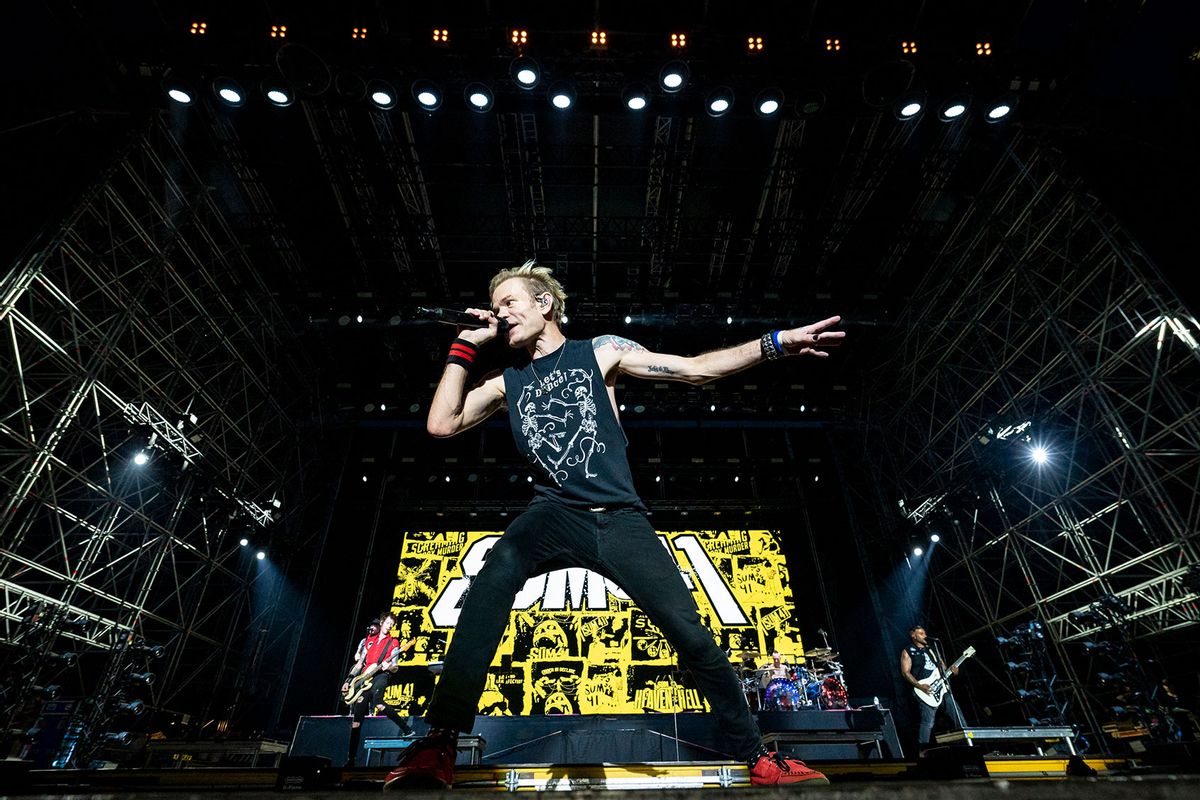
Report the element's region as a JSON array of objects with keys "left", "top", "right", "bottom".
[
  {"left": 710, "top": 404, "right": 717, "bottom": 411},
  {"left": 938, "top": 96, "right": 970, "bottom": 121},
  {"left": 127, "top": 671, "right": 155, "bottom": 686},
  {"left": 213, "top": 77, "right": 245, "bottom": 107},
  {"left": 239, "top": 536, "right": 250, "bottom": 547},
  {"left": 622, "top": 84, "right": 650, "bottom": 111},
  {"left": 48, "top": 651, "right": 77, "bottom": 666},
  {"left": 913, "top": 546, "right": 924, "bottom": 556},
  {"left": 754, "top": 88, "right": 784, "bottom": 117},
  {"left": 706, "top": 87, "right": 734, "bottom": 117},
  {"left": 368, "top": 80, "right": 397, "bottom": 110},
  {"left": 726, "top": 316, "right": 733, "bottom": 324},
  {"left": 901, "top": 40, "right": 917, "bottom": 54},
  {"left": 33, "top": 685, "right": 61, "bottom": 699},
  {"left": 511, "top": 56, "right": 540, "bottom": 89},
  {"left": 433, "top": 28, "right": 449, "bottom": 44},
  {"left": 985, "top": 94, "right": 1018, "bottom": 122},
  {"left": 590, "top": 31, "right": 608, "bottom": 49},
  {"left": 1030, "top": 445, "right": 1048, "bottom": 464},
  {"left": 659, "top": 61, "right": 689, "bottom": 93},
  {"left": 825, "top": 37, "right": 842, "bottom": 52},
  {"left": 1006, "top": 661, "right": 1032, "bottom": 672},
  {"left": 624, "top": 315, "right": 632, "bottom": 324},
  {"left": 976, "top": 41, "right": 993, "bottom": 56},
  {"left": 269, "top": 24, "right": 287, "bottom": 40},
  {"left": 670, "top": 32, "right": 687, "bottom": 49},
  {"left": 165, "top": 84, "right": 194, "bottom": 105},
  {"left": 747, "top": 36, "right": 764, "bottom": 53},
  {"left": 114, "top": 699, "right": 146, "bottom": 716},
  {"left": 795, "top": 89, "right": 826, "bottom": 119},
  {"left": 412, "top": 80, "right": 442, "bottom": 111},
  {"left": 355, "top": 314, "right": 363, "bottom": 323},
  {"left": 256, "top": 550, "right": 266, "bottom": 560},
  {"left": 548, "top": 82, "right": 576, "bottom": 109},
  {"left": 1097, "top": 671, "right": 1127, "bottom": 685},
  {"left": 894, "top": 89, "right": 926, "bottom": 120},
  {"left": 511, "top": 28, "right": 528, "bottom": 46},
  {"left": 262, "top": 80, "right": 293, "bottom": 107},
  {"left": 189, "top": 22, "right": 207, "bottom": 36},
  {"left": 930, "top": 533, "right": 941, "bottom": 543},
  {"left": 1083, "top": 641, "right": 1119, "bottom": 656},
  {"left": 464, "top": 83, "right": 494, "bottom": 112}
]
